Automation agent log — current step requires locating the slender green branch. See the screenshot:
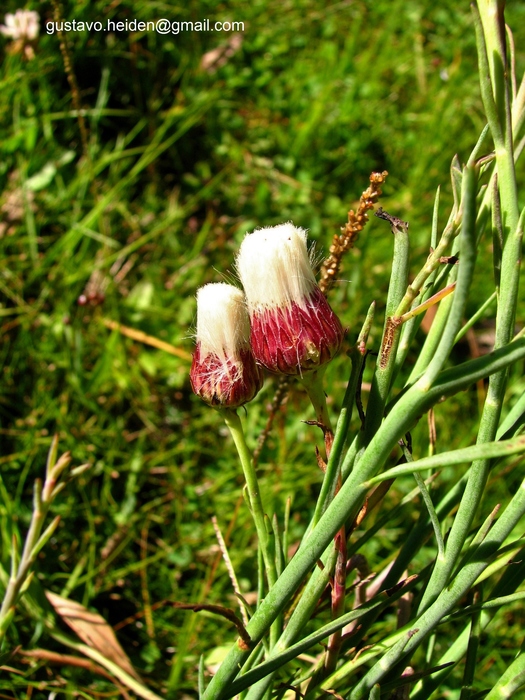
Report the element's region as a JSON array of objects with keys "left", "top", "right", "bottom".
[
  {"left": 473, "top": 3, "right": 505, "bottom": 150},
  {"left": 222, "top": 409, "right": 277, "bottom": 592},
  {"left": 301, "top": 367, "right": 334, "bottom": 459},
  {"left": 364, "top": 212, "right": 410, "bottom": 443},
  {"left": 365, "top": 435, "right": 525, "bottom": 484},
  {"left": 459, "top": 588, "right": 482, "bottom": 700},
  {"left": 417, "top": 163, "right": 478, "bottom": 391},
  {"left": 454, "top": 291, "right": 497, "bottom": 343},
  {"left": 0, "top": 438, "right": 87, "bottom": 644},
  {"left": 393, "top": 187, "right": 444, "bottom": 379},
  {"left": 398, "top": 442, "right": 445, "bottom": 560},
  {"left": 311, "top": 302, "right": 375, "bottom": 528},
  {"left": 496, "top": 389, "right": 525, "bottom": 440},
  {"left": 443, "top": 591, "right": 525, "bottom": 623}
]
